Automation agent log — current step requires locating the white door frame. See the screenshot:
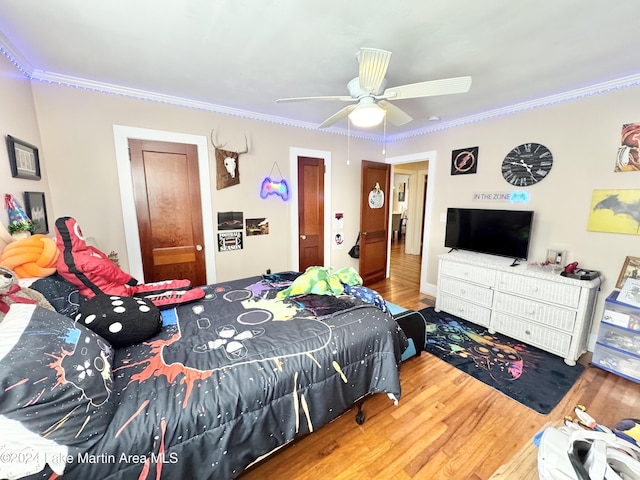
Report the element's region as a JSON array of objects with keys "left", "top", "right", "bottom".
[
  {"left": 113, "top": 125, "right": 216, "bottom": 284},
  {"left": 386, "top": 150, "right": 437, "bottom": 296},
  {"left": 288, "top": 147, "right": 332, "bottom": 270}
]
